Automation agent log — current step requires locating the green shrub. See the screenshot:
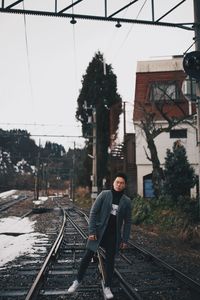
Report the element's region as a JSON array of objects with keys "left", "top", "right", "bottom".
[
  {"left": 132, "top": 195, "right": 152, "bottom": 224},
  {"left": 132, "top": 194, "right": 199, "bottom": 229}
]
